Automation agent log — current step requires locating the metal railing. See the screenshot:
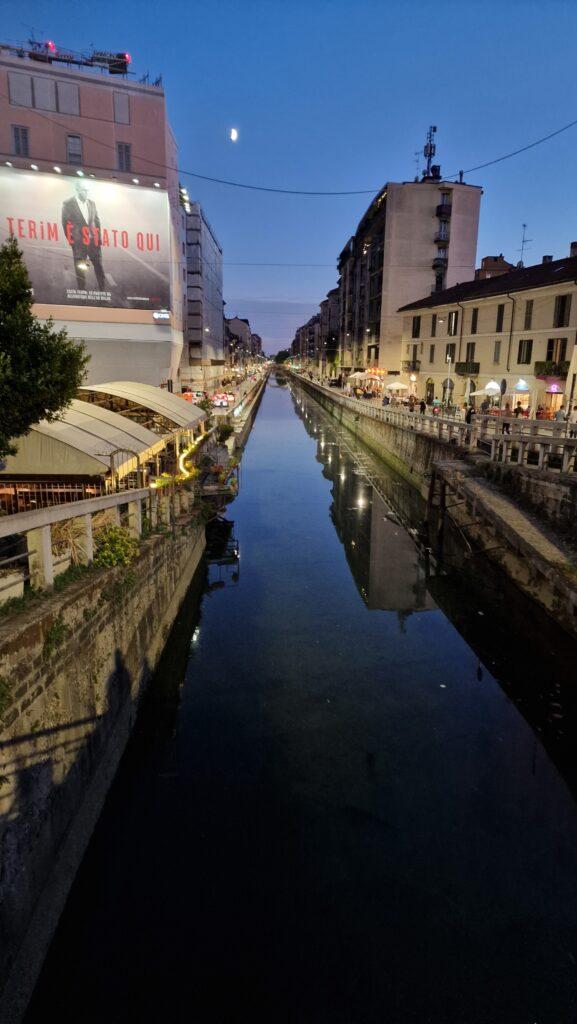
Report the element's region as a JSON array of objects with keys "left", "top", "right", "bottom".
[{"left": 292, "top": 374, "right": 577, "bottom": 475}]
